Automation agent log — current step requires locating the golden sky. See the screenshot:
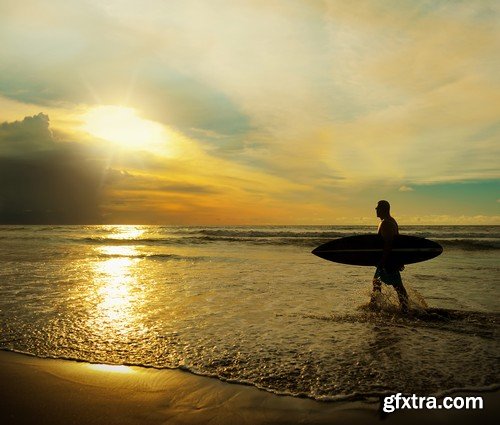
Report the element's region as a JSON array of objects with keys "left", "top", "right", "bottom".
[{"left": 0, "top": 0, "right": 499, "bottom": 224}]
